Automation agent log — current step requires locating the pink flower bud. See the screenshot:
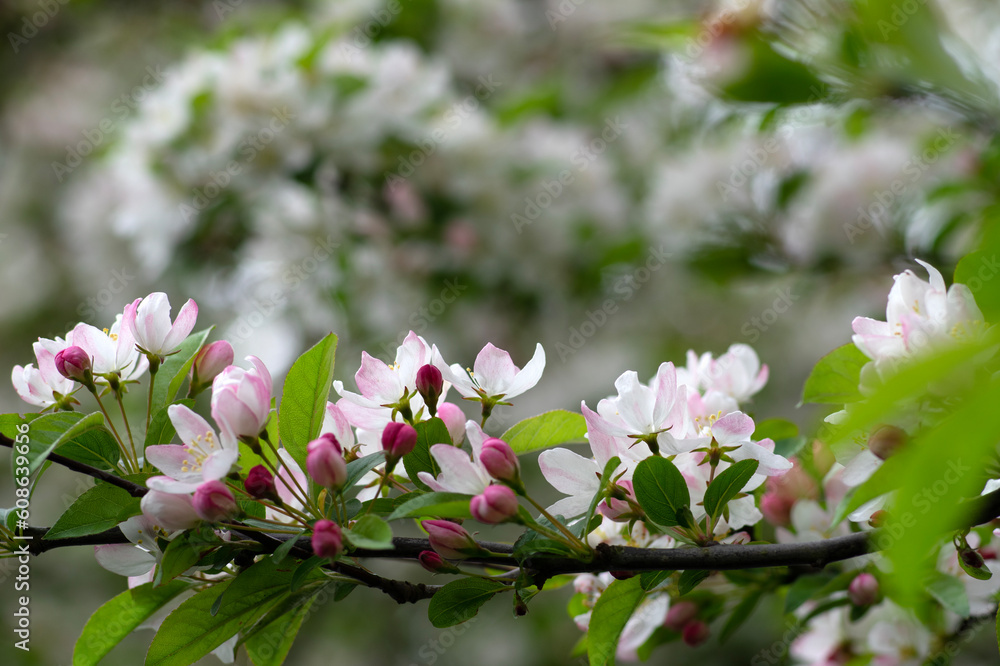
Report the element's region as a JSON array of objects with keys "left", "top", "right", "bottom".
[
  {"left": 436, "top": 403, "right": 466, "bottom": 445},
  {"left": 470, "top": 485, "right": 519, "bottom": 524},
  {"left": 868, "top": 510, "right": 890, "bottom": 528},
  {"left": 682, "top": 620, "right": 710, "bottom": 647},
  {"left": 307, "top": 433, "right": 348, "bottom": 490},
  {"left": 868, "top": 426, "right": 906, "bottom": 461},
  {"left": 312, "top": 519, "right": 343, "bottom": 559},
  {"left": 244, "top": 465, "right": 276, "bottom": 500},
  {"left": 192, "top": 340, "right": 234, "bottom": 386},
  {"left": 599, "top": 480, "right": 636, "bottom": 522},
  {"left": 382, "top": 422, "right": 418, "bottom": 461},
  {"left": 423, "top": 519, "right": 483, "bottom": 559},
  {"left": 192, "top": 480, "right": 238, "bottom": 523},
  {"left": 760, "top": 492, "right": 793, "bottom": 527},
  {"left": 664, "top": 601, "right": 699, "bottom": 632},
  {"left": 140, "top": 489, "right": 200, "bottom": 531},
  {"left": 416, "top": 364, "right": 444, "bottom": 415},
  {"left": 418, "top": 550, "right": 461, "bottom": 574},
  {"left": 848, "top": 573, "right": 880, "bottom": 607},
  {"left": 54, "top": 346, "right": 92, "bottom": 383},
  {"left": 480, "top": 438, "right": 520, "bottom": 484}
]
